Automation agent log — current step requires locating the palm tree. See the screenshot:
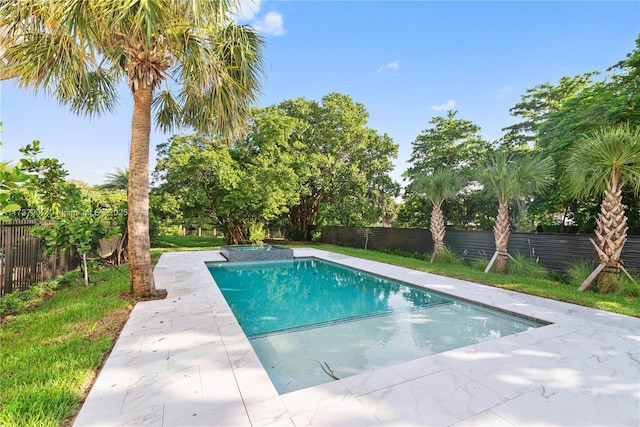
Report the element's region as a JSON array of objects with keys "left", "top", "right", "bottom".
[
  {"left": 412, "top": 169, "right": 462, "bottom": 262},
  {"left": 101, "top": 167, "right": 129, "bottom": 191},
  {"left": 565, "top": 125, "right": 640, "bottom": 293},
  {"left": 2, "top": 1, "right": 263, "bottom": 297},
  {"left": 478, "top": 150, "right": 554, "bottom": 273}
]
